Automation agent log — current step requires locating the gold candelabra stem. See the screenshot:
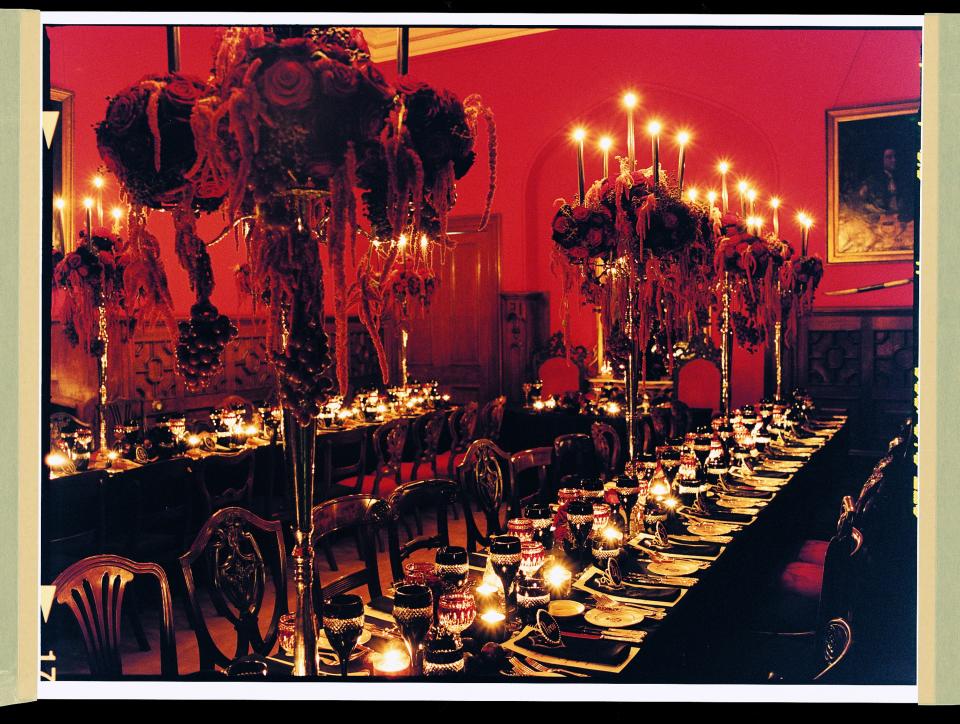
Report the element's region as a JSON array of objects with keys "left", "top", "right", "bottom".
[
  {"left": 721, "top": 272, "right": 733, "bottom": 417},
  {"left": 774, "top": 280, "right": 783, "bottom": 402},
  {"left": 625, "top": 271, "right": 637, "bottom": 471},
  {"left": 97, "top": 304, "right": 109, "bottom": 451}
]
